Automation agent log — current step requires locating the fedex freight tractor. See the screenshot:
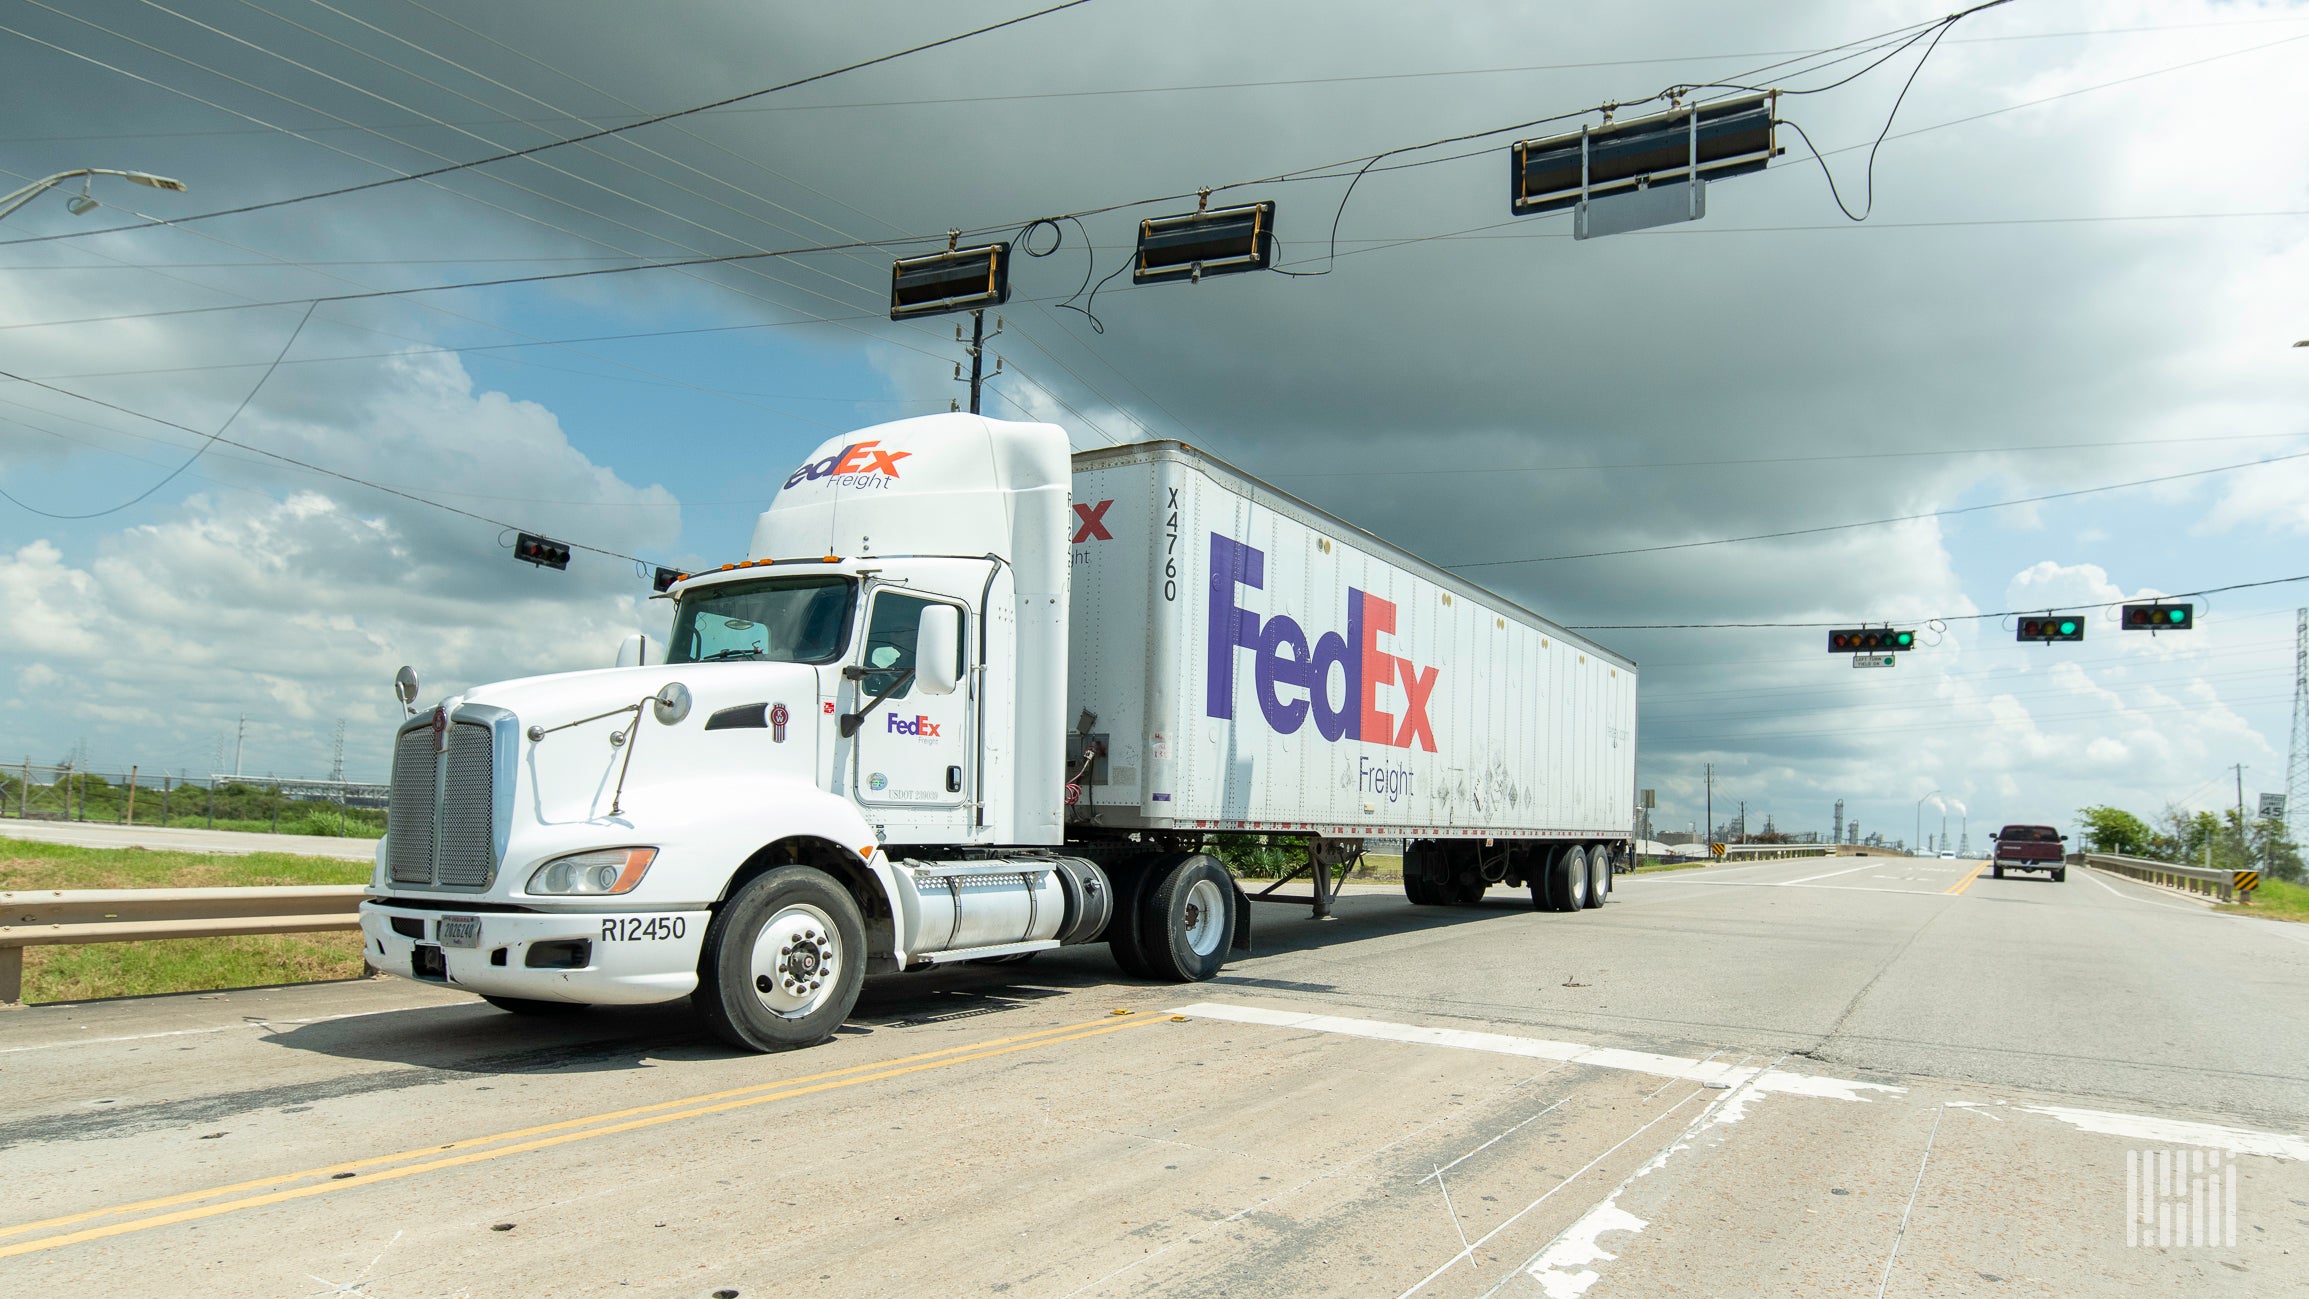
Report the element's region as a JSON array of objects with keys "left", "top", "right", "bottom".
[{"left": 362, "top": 415, "right": 1638, "bottom": 1052}]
